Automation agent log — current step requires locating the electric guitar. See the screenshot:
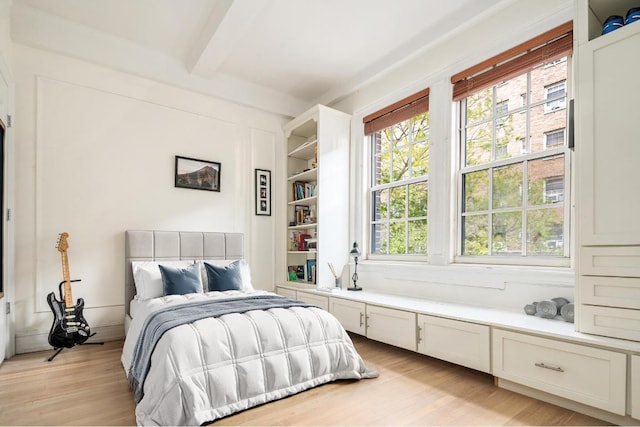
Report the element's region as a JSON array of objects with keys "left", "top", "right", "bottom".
[{"left": 47, "top": 232, "right": 91, "bottom": 349}]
